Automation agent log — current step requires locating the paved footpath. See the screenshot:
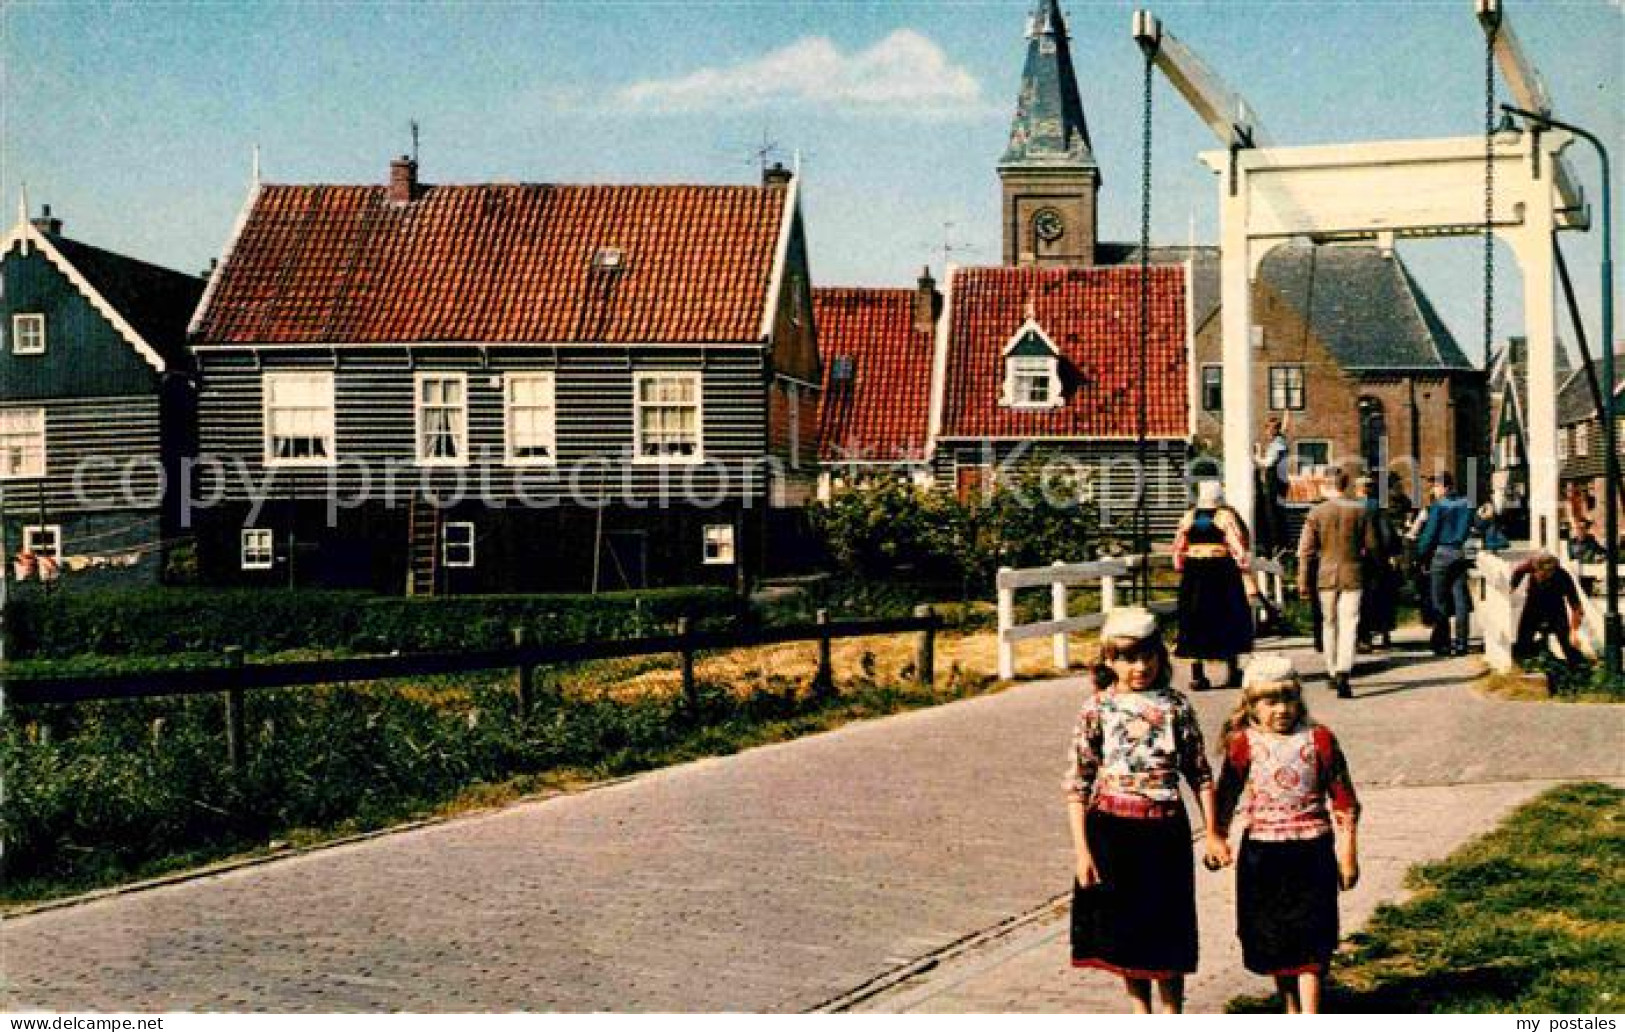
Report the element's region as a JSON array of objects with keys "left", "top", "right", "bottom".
[{"left": 5, "top": 629, "right": 1622, "bottom": 1013}]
